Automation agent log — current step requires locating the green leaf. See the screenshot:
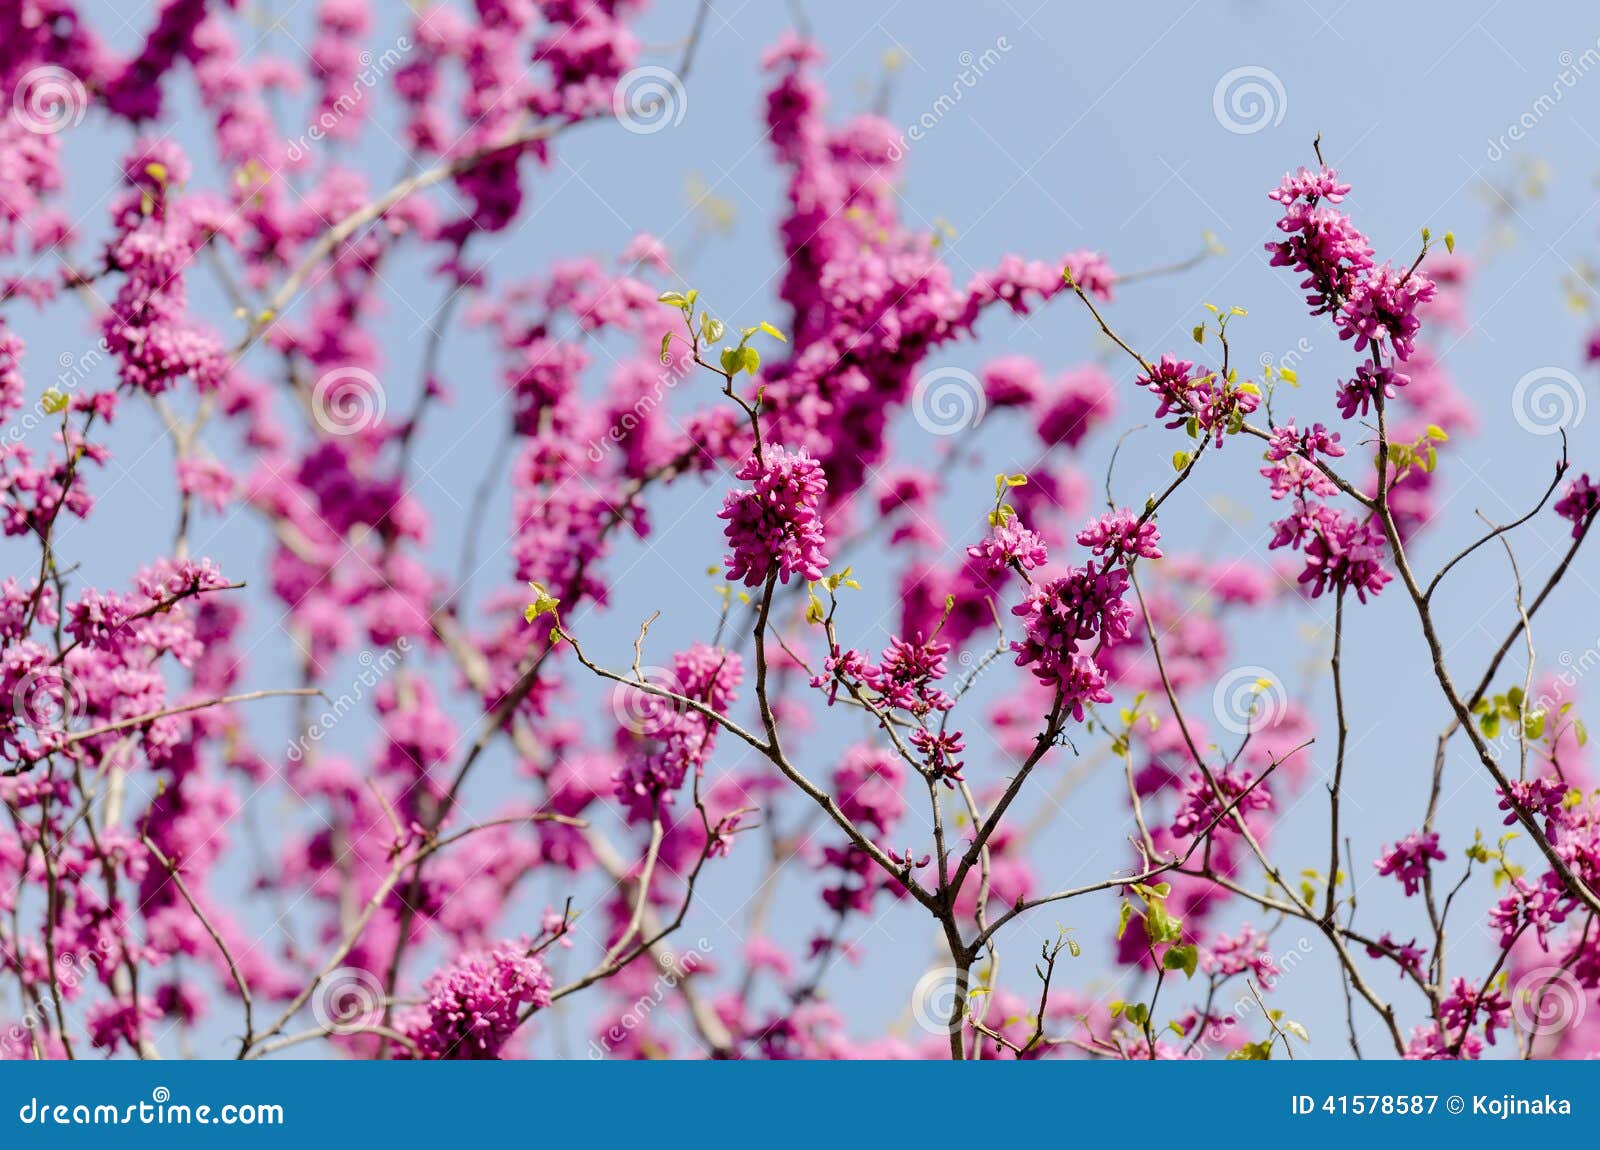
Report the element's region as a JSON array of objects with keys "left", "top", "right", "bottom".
[
  {"left": 1162, "top": 943, "right": 1199, "bottom": 978},
  {"left": 1226, "top": 1040, "right": 1273, "bottom": 1061},
  {"left": 741, "top": 346, "right": 761, "bottom": 376},
  {"left": 1444, "top": 231, "right": 1456, "bottom": 254},
  {"left": 1282, "top": 1019, "right": 1310, "bottom": 1044},
  {"left": 1192, "top": 324, "right": 1205, "bottom": 345},
  {"left": 757, "top": 321, "right": 788, "bottom": 343},
  {"left": 524, "top": 581, "right": 561, "bottom": 622},
  {"left": 41, "top": 388, "right": 69, "bottom": 414},
  {"left": 1172, "top": 450, "right": 1191, "bottom": 472}
]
